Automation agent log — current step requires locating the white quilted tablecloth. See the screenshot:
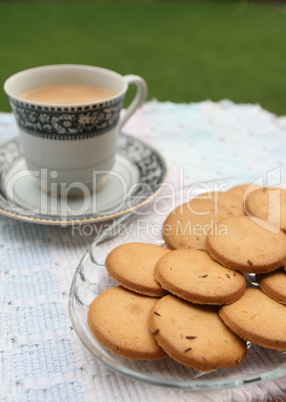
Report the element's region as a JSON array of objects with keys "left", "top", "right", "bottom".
[{"left": 1, "top": 100, "right": 286, "bottom": 401}]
